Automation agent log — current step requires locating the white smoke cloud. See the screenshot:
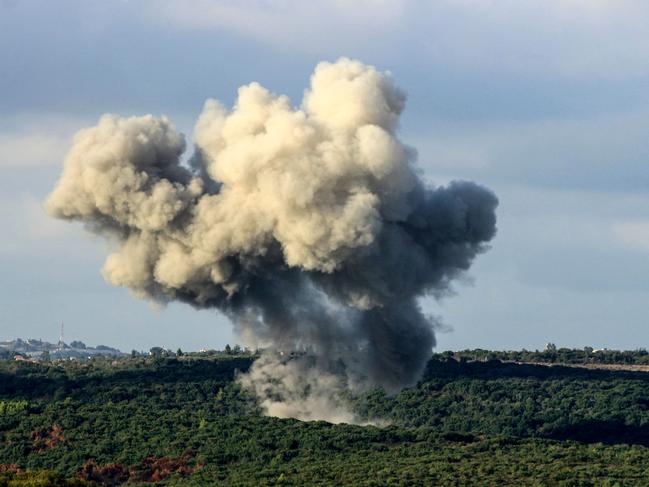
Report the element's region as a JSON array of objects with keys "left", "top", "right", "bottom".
[
  {"left": 238, "top": 352, "right": 378, "bottom": 425},
  {"left": 46, "top": 58, "right": 498, "bottom": 423}
]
